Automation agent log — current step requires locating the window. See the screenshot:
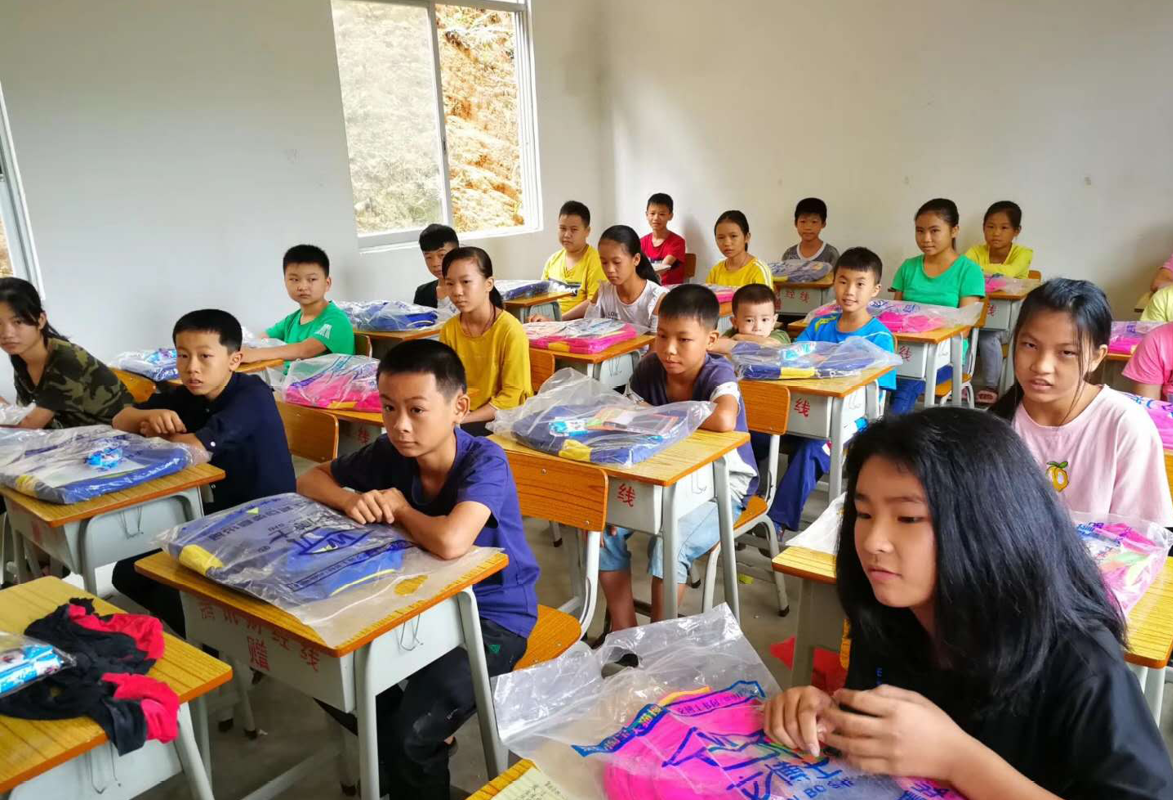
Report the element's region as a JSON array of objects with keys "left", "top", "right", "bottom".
[
  {"left": 330, "top": 0, "right": 539, "bottom": 248},
  {"left": 0, "top": 85, "right": 36, "bottom": 283}
]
